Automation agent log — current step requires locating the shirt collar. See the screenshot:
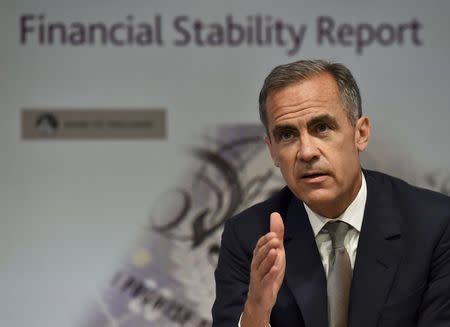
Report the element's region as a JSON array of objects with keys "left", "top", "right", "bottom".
[{"left": 304, "top": 172, "right": 367, "bottom": 237}]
